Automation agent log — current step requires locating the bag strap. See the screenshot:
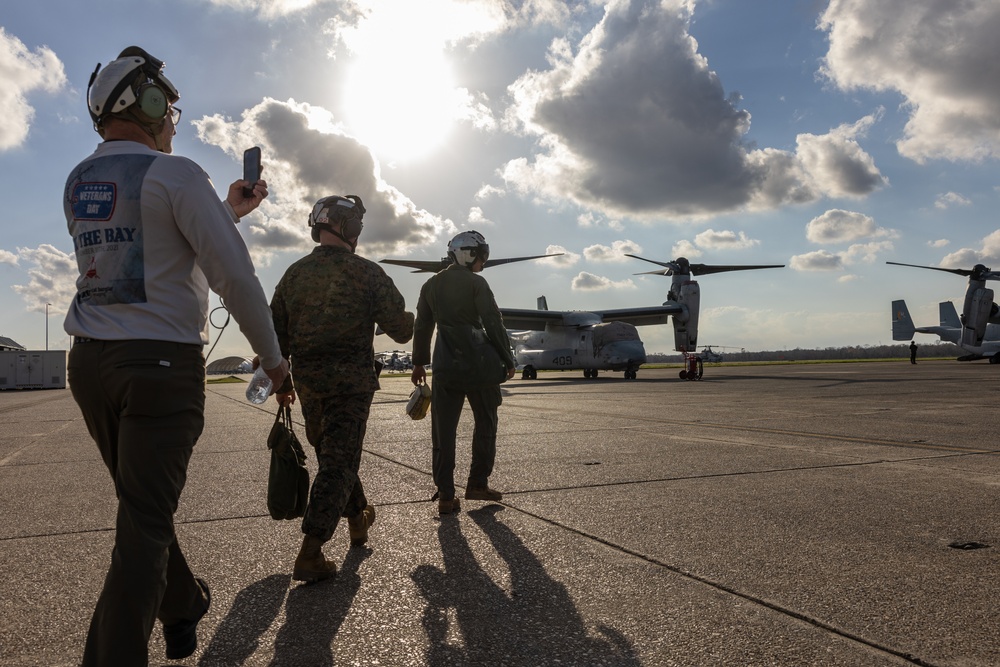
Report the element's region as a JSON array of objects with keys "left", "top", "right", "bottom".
[
  {"left": 280, "top": 403, "right": 308, "bottom": 464},
  {"left": 267, "top": 404, "right": 284, "bottom": 450}
]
